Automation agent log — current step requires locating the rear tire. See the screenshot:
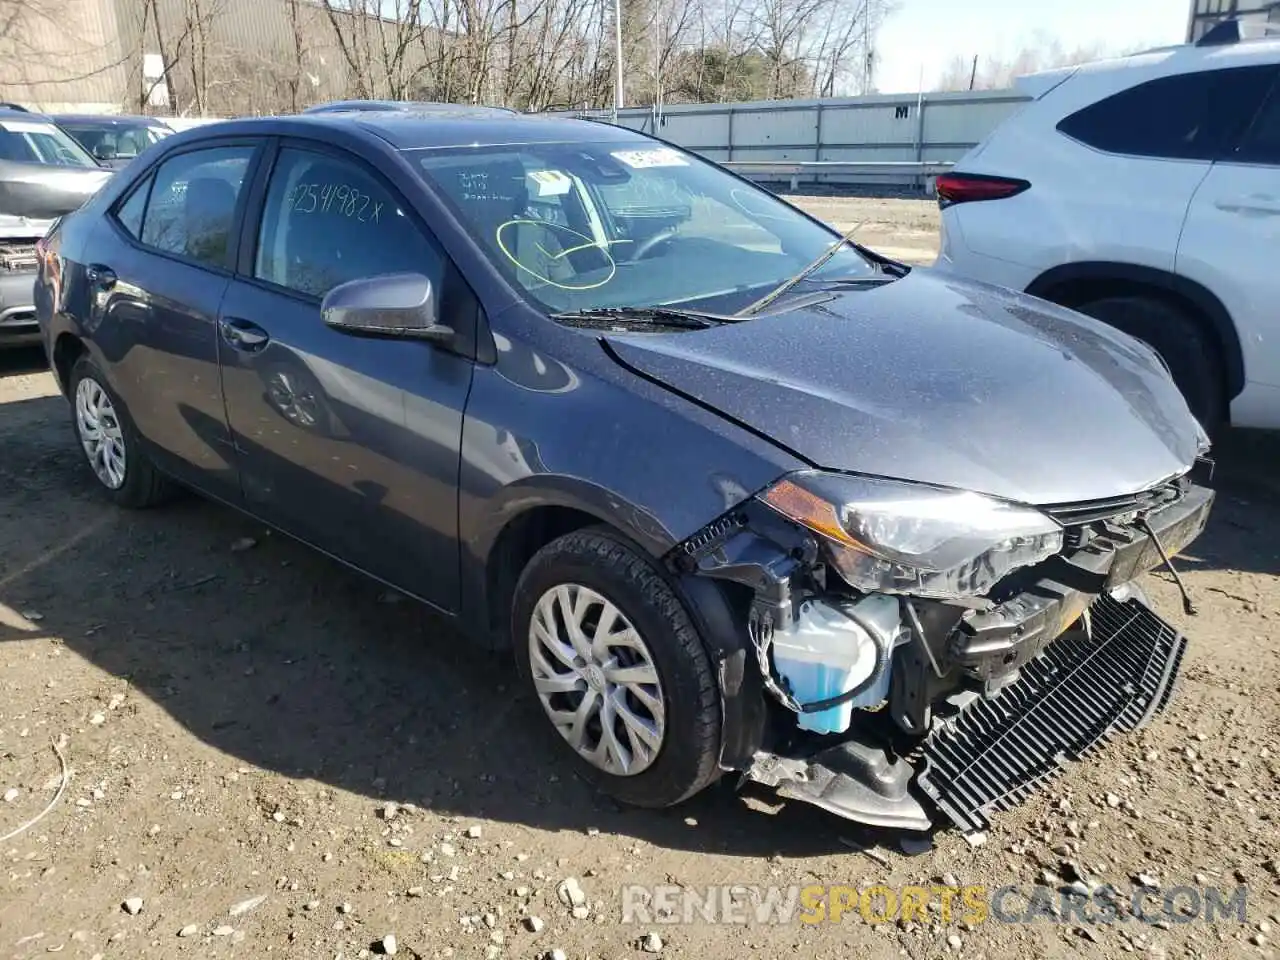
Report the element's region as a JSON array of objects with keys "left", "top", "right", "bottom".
[
  {"left": 1074, "top": 294, "right": 1225, "bottom": 433},
  {"left": 511, "top": 526, "right": 722, "bottom": 808},
  {"left": 68, "top": 354, "right": 174, "bottom": 508}
]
